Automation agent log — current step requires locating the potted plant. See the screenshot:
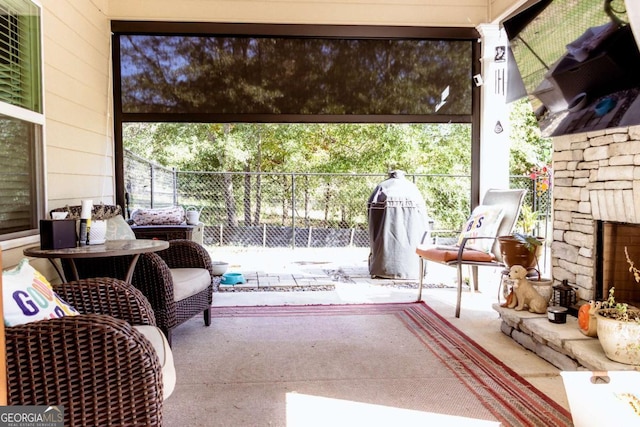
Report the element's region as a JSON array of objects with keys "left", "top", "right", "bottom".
[
  {"left": 499, "top": 203, "right": 545, "bottom": 270},
  {"left": 498, "top": 231, "right": 549, "bottom": 306},
  {"left": 595, "top": 246, "right": 640, "bottom": 365},
  {"left": 498, "top": 232, "right": 544, "bottom": 270}
]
